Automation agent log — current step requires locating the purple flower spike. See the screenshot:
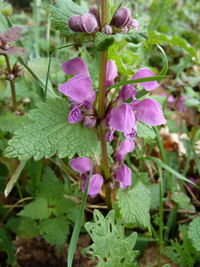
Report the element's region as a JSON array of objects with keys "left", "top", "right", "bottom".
[
  {"left": 106, "top": 60, "right": 118, "bottom": 88},
  {"left": 68, "top": 106, "right": 82, "bottom": 124},
  {"left": 70, "top": 157, "right": 91, "bottom": 174},
  {"left": 68, "top": 15, "right": 84, "bottom": 32},
  {"left": 59, "top": 74, "right": 94, "bottom": 105},
  {"left": 81, "top": 14, "right": 98, "bottom": 34},
  {"left": 111, "top": 7, "right": 131, "bottom": 28},
  {"left": 132, "top": 68, "right": 159, "bottom": 91},
  {"left": 119, "top": 84, "right": 137, "bottom": 101},
  {"left": 82, "top": 174, "right": 103, "bottom": 198},
  {"left": 132, "top": 98, "right": 166, "bottom": 126},
  {"left": 62, "top": 58, "right": 89, "bottom": 76},
  {"left": 115, "top": 139, "right": 135, "bottom": 162},
  {"left": 107, "top": 103, "right": 136, "bottom": 138},
  {"left": 115, "top": 164, "right": 132, "bottom": 188}
]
